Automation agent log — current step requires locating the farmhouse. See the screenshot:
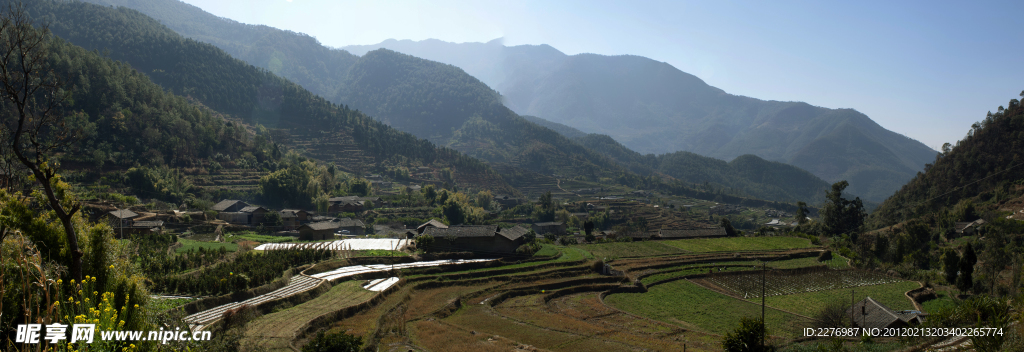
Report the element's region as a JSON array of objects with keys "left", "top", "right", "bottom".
[
  {"left": 124, "top": 220, "right": 164, "bottom": 235},
  {"left": 279, "top": 209, "right": 311, "bottom": 229},
  {"left": 211, "top": 199, "right": 248, "bottom": 213},
  {"left": 419, "top": 225, "right": 528, "bottom": 254},
  {"left": 492, "top": 194, "right": 522, "bottom": 208},
  {"left": 298, "top": 221, "right": 342, "bottom": 241},
  {"left": 954, "top": 218, "right": 986, "bottom": 236},
  {"left": 239, "top": 206, "right": 269, "bottom": 224},
  {"left": 658, "top": 227, "right": 728, "bottom": 239},
  {"left": 416, "top": 219, "right": 449, "bottom": 234},
  {"left": 328, "top": 199, "right": 363, "bottom": 213},
  {"left": 531, "top": 221, "right": 566, "bottom": 235},
  {"left": 374, "top": 224, "right": 416, "bottom": 239},
  {"left": 847, "top": 297, "right": 926, "bottom": 330},
  {"left": 106, "top": 209, "right": 139, "bottom": 227}
]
